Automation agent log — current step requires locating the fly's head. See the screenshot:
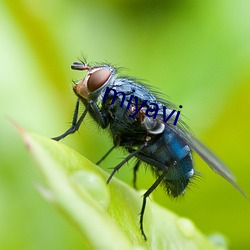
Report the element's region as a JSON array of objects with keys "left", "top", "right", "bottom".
[{"left": 72, "top": 61, "right": 116, "bottom": 101}]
